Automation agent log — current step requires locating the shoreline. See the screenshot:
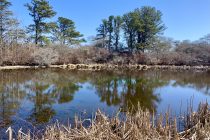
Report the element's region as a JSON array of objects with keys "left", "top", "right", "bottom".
[{"left": 0, "top": 64, "right": 210, "bottom": 71}]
